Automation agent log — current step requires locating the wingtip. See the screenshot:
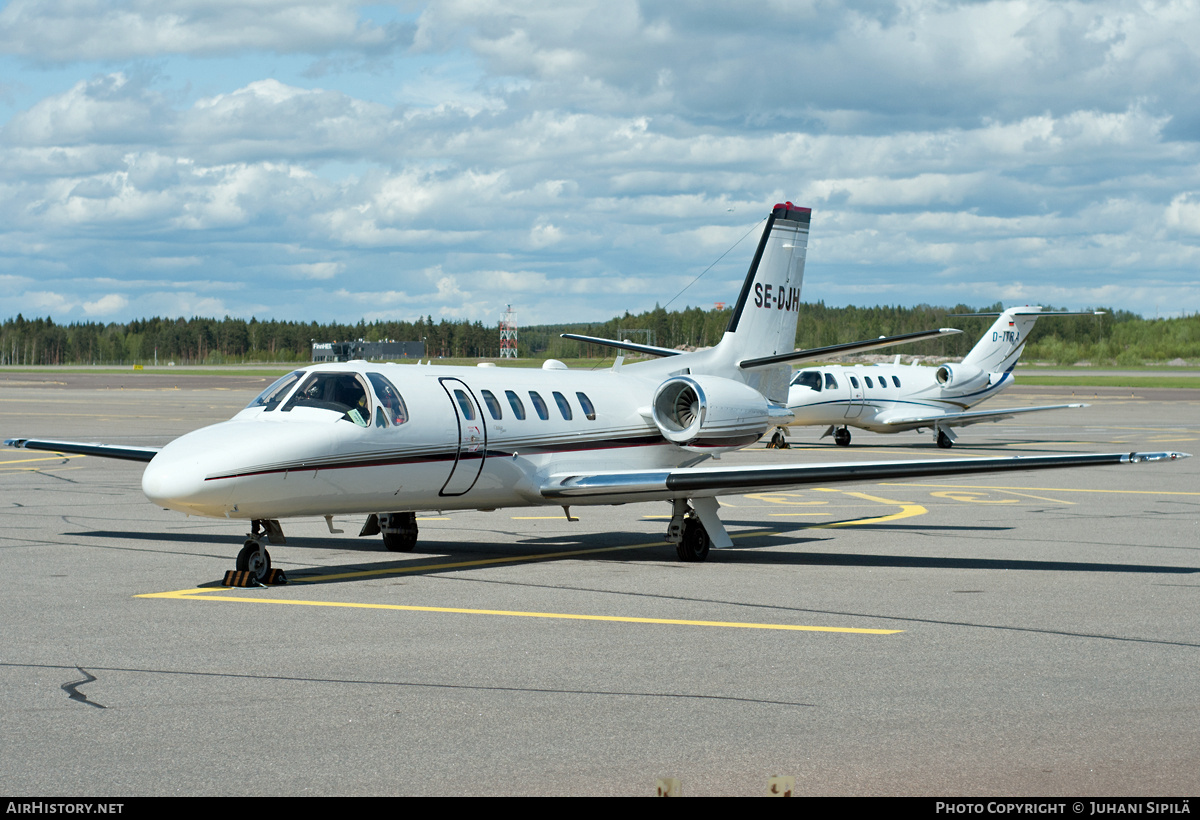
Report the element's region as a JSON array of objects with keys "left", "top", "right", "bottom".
[{"left": 1126, "top": 451, "right": 1191, "bottom": 463}]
